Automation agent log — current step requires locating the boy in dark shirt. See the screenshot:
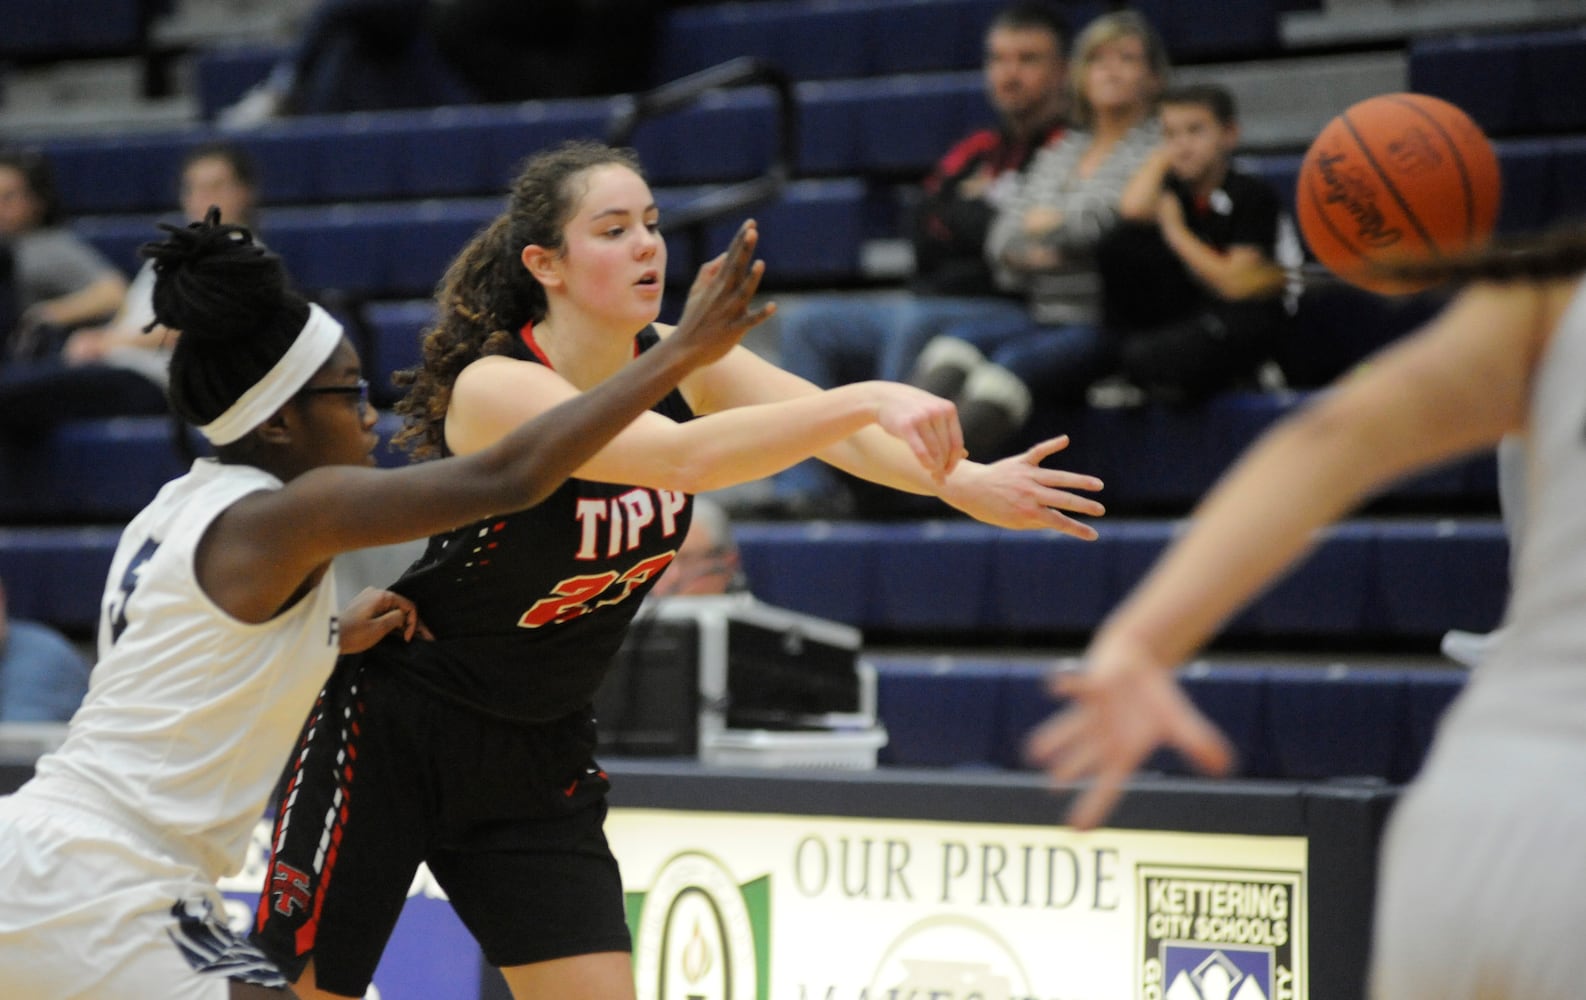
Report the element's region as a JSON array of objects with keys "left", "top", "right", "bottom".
[{"left": 1099, "top": 83, "right": 1302, "bottom": 403}]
